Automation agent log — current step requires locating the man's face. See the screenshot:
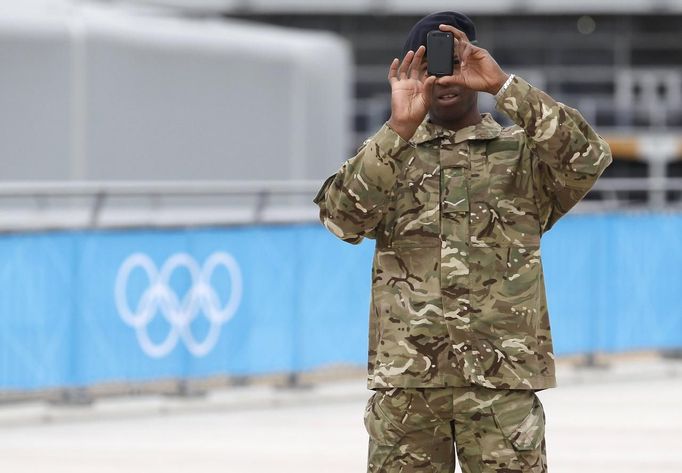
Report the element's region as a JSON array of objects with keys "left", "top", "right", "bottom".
[{"left": 419, "top": 54, "right": 478, "bottom": 122}]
